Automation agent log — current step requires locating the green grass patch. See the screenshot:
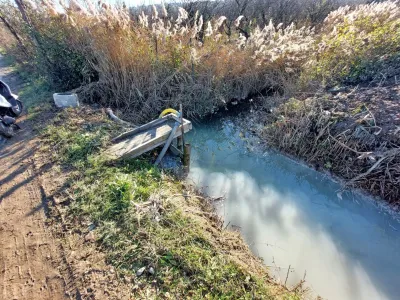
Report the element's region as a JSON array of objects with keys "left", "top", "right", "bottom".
[
  {"left": 41, "top": 108, "right": 299, "bottom": 299},
  {"left": 18, "top": 77, "right": 53, "bottom": 113}
]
